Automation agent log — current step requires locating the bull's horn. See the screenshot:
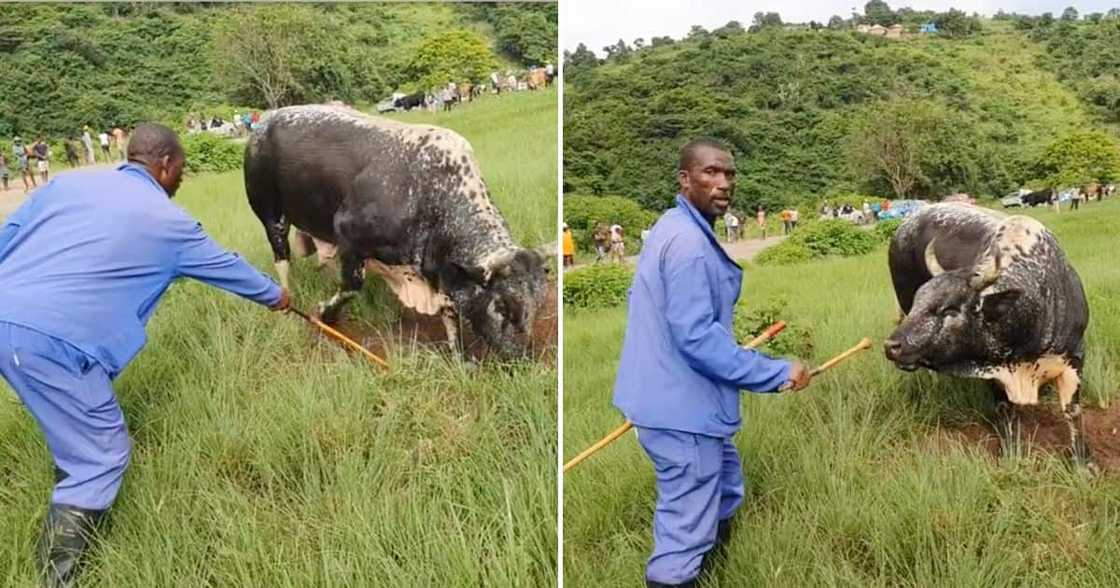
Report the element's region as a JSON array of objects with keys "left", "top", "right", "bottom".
[
  {"left": 968, "top": 245, "right": 1001, "bottom": 290},
  {"left": 924, "top": 240, "right": 945, "bottom": 276}
]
